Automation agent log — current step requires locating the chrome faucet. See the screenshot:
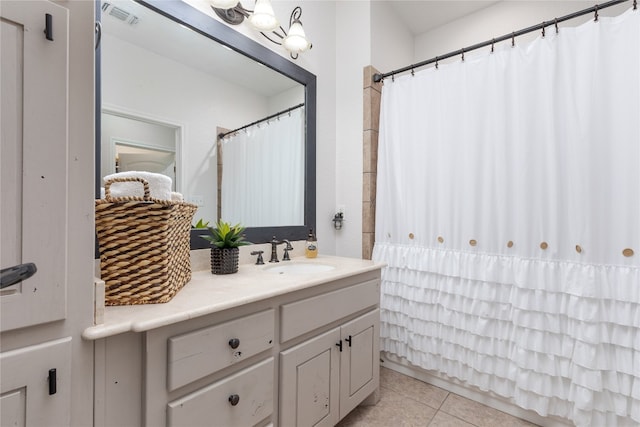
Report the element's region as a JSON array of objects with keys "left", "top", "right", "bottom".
[{"left": 269, "top": 237, "right": 293, "bottom": 263}]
